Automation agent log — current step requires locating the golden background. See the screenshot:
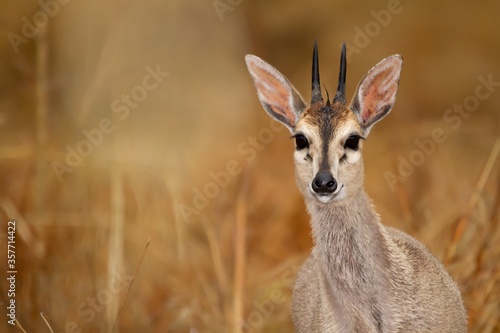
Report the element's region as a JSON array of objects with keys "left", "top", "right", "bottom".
[{"left": 0, "top": 0, "right": 499, "bottom": 332}]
